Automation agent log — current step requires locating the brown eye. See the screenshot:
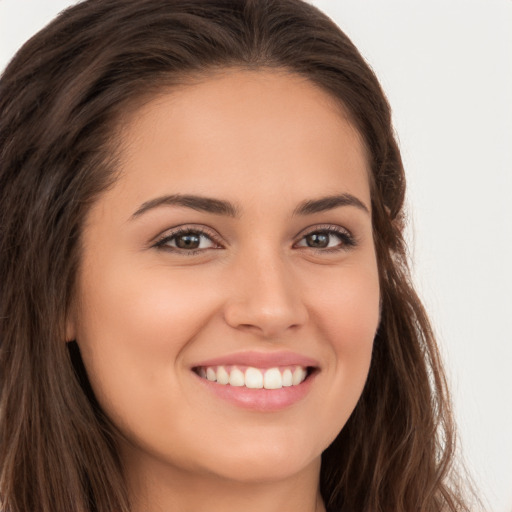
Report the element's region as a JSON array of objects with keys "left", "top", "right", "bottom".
[
  {"left": 174, "top": 233, "right": 201, "bottom": 249},
  {"left": 295, "top": 227, "right": 356, "bottom": 252},
  {"left": 155, "top": 229, "right": 219, "bottom": 252},
  {"left": 305, "top": 232, "right": 330, "bottom": 248}
]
